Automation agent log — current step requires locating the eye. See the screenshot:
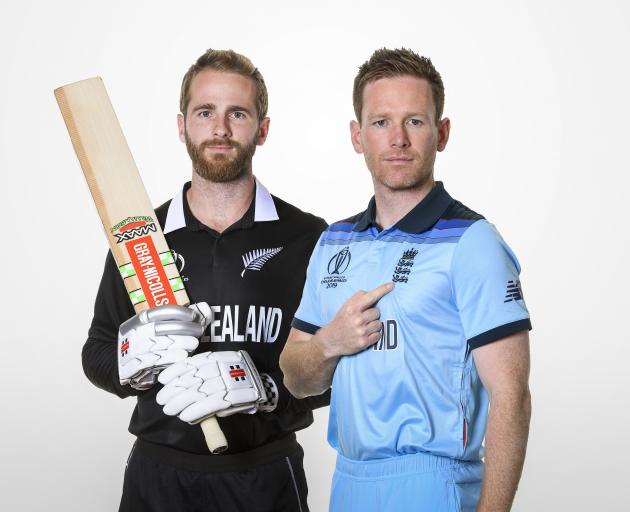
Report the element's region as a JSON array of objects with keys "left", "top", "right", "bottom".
[
  {"left": 199, "top": 110, "right": 211, "bottom": 118},
  {"left": 372, "top": 119, "right": 387, "bottom": 127},
  {"left": 408, "top": 118, "right": 423, "bottom": 126},
  {"left": 231, "top": 111, "right": 247, "bottom": 120}
]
